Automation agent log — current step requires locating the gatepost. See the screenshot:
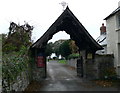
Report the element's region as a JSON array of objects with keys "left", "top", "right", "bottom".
[{"left": 31, "top": 49, "right": 47, "bottom": 81}]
